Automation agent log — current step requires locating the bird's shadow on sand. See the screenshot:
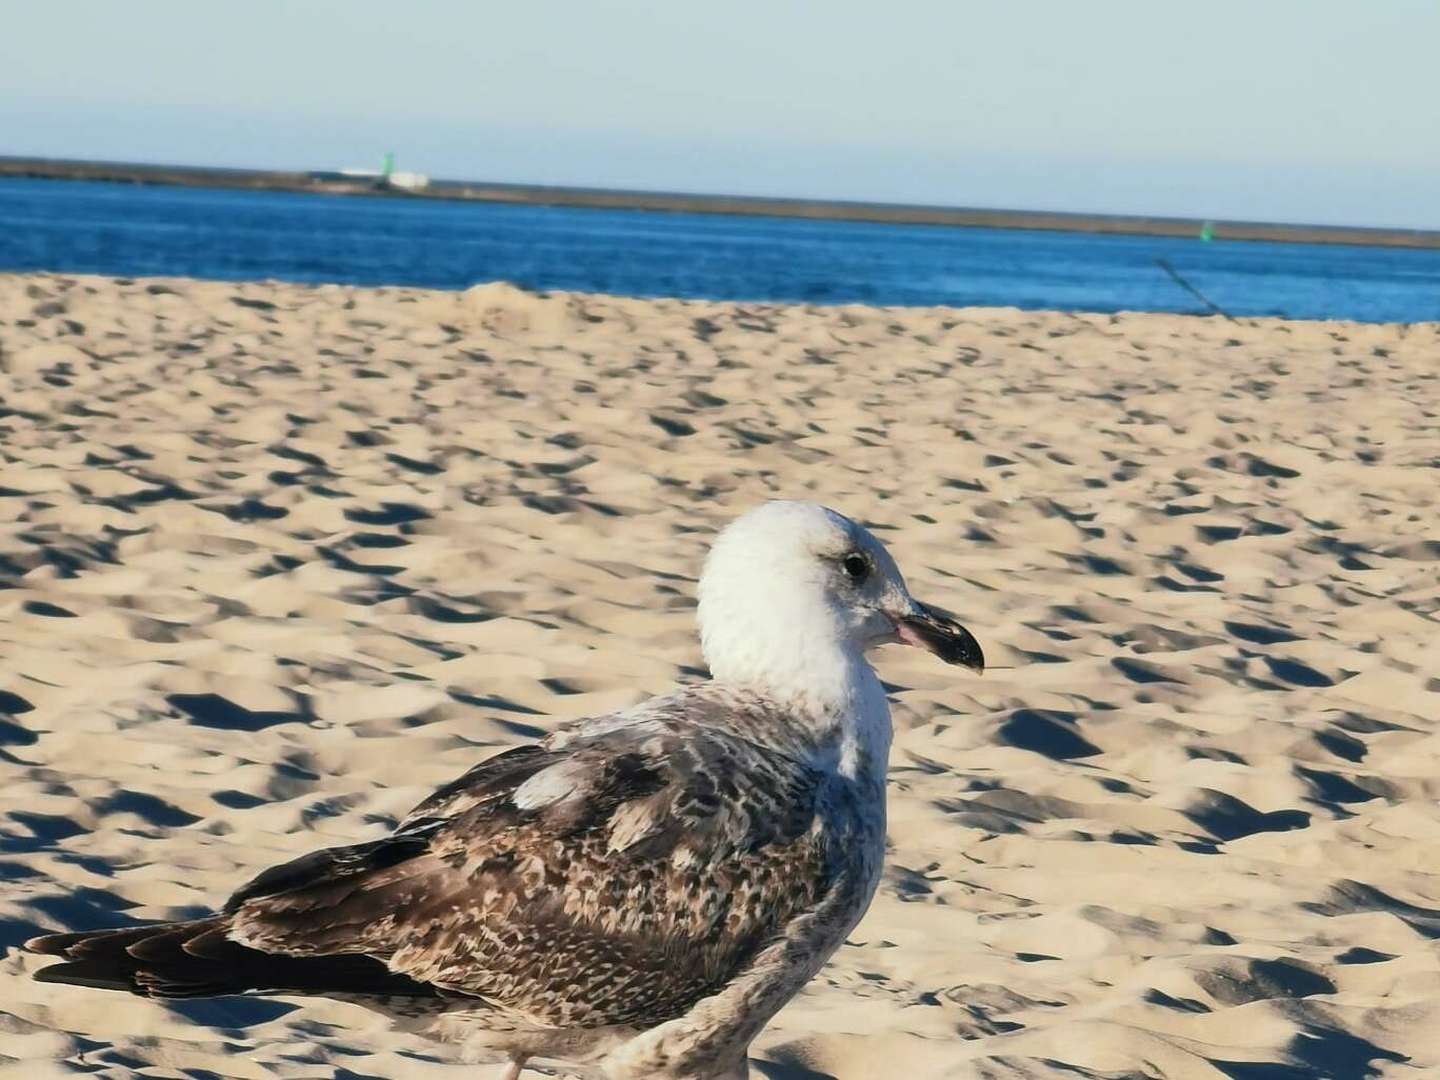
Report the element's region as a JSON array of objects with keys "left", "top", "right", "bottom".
[{"left": 163, "top": 995, "right": 300, "bottom": 1028}]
